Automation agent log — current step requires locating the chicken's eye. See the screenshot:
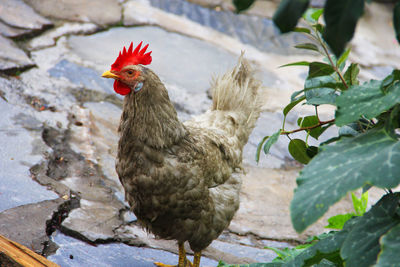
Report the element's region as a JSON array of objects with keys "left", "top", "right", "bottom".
[{"left": 126, "top": 70, "right": 134, "bottom": 75}]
